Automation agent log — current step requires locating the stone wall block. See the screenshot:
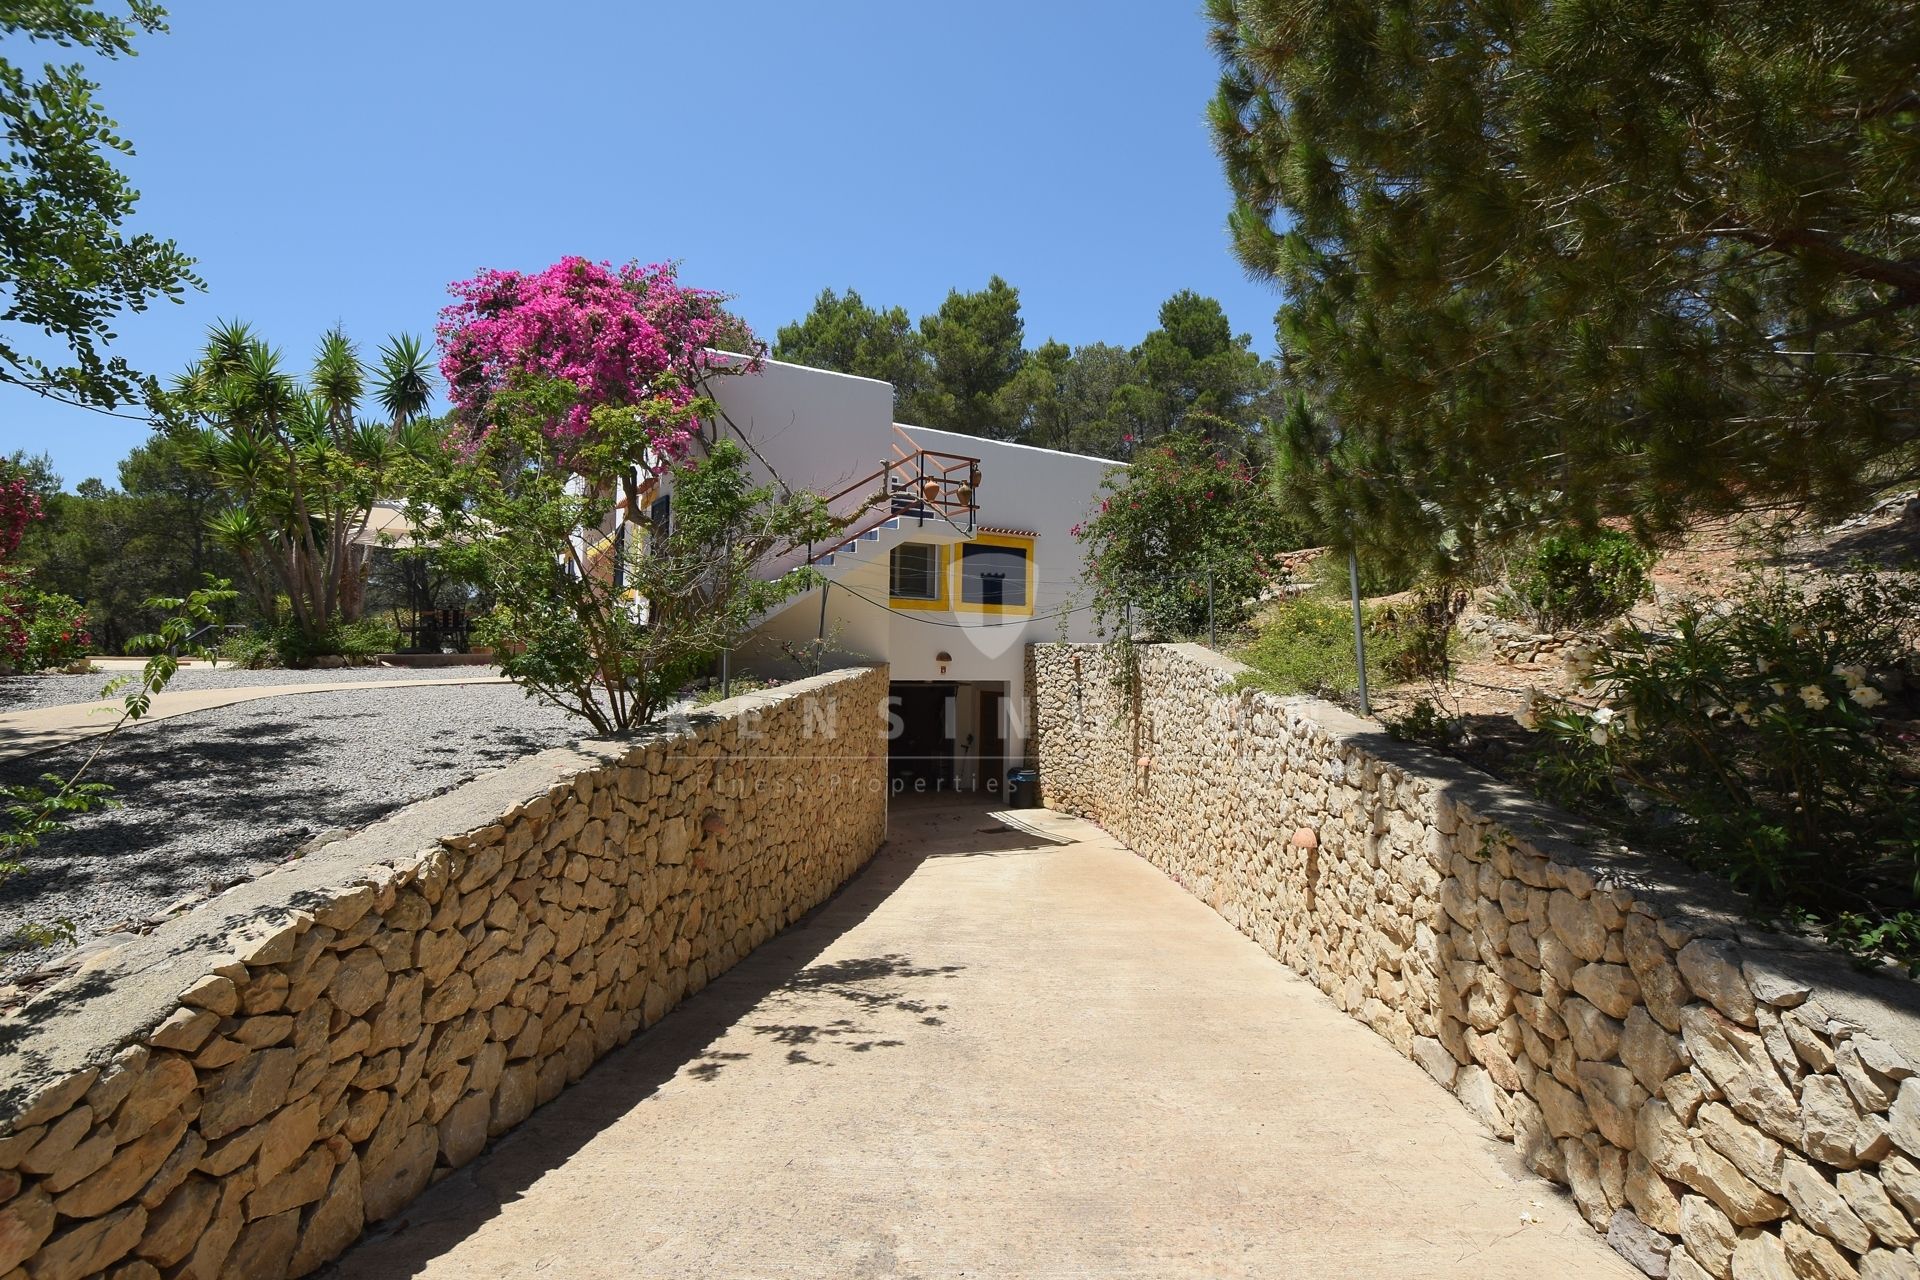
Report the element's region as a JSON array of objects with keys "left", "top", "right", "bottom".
[
  {"left": 0, "top": 666, "right": 889, "bottom": 1280},
  {"left": 1677, "top": 942, "right": 1758, "bottom": 1026}
]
